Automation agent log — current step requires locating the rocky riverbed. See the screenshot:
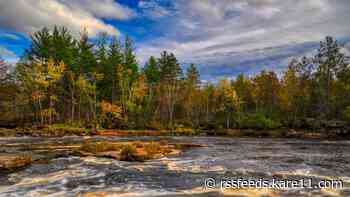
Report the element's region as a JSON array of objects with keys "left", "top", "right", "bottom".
[{"left": 0, "top": 136, "right": 349, "bottom": 196}]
